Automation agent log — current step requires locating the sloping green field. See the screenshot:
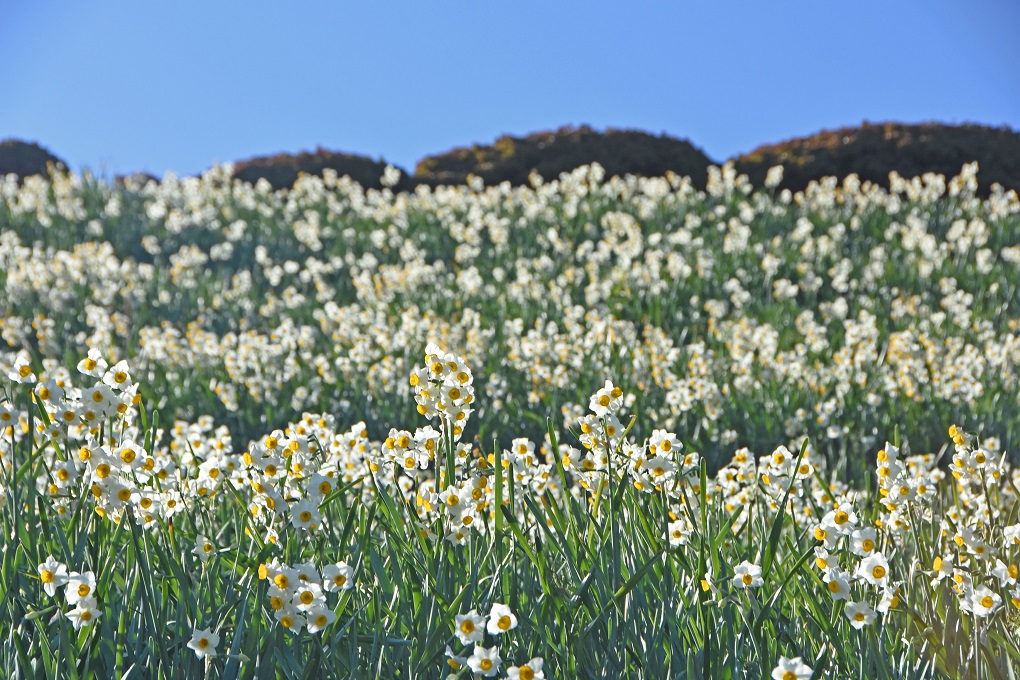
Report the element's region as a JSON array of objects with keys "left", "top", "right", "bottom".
[{"left": 1, "top": 162, "right": 1018, "bottom": 677}]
